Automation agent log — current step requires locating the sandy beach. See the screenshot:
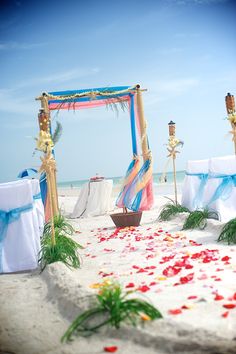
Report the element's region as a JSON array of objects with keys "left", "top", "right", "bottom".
[{"left": 0, "top": 185, "right": 236, "bottom": 354}]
